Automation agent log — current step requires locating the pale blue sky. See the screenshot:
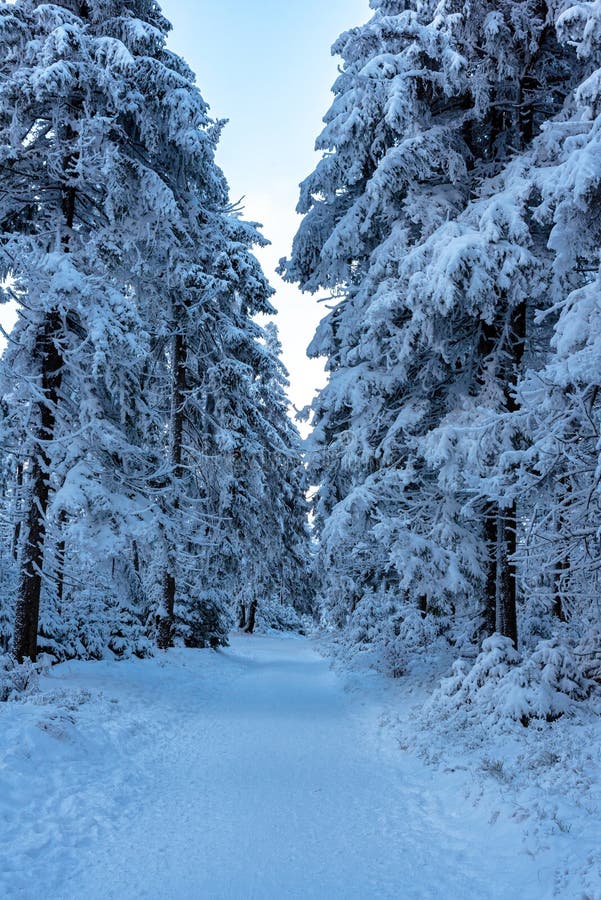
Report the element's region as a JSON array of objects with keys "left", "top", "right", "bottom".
[{"left": 160, "top": 0, "right": 371, "bottom": 413}]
